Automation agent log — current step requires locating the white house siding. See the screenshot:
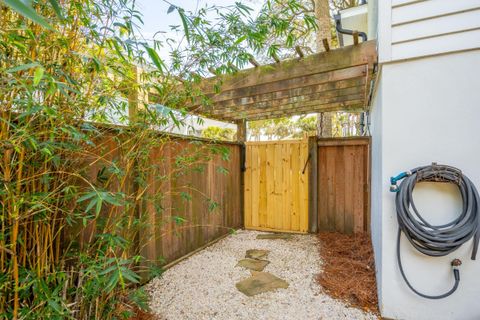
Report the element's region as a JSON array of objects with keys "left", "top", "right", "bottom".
[
  {"left": 369, "top": 76, "right": 383, "bottom": 308},
  {"left": 370, "top": 49, "right": 480, "bottom": 319},
  {"left": 378, "top": 0, "right": 480, "bottom": 62}
]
